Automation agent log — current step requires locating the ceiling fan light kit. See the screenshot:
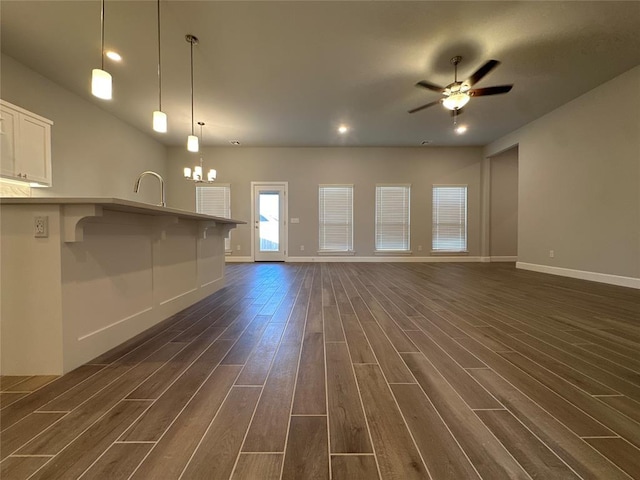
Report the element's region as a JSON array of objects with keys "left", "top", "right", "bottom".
[{"left": 442, "top": 91, "right": 470, "bottom": 110}]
